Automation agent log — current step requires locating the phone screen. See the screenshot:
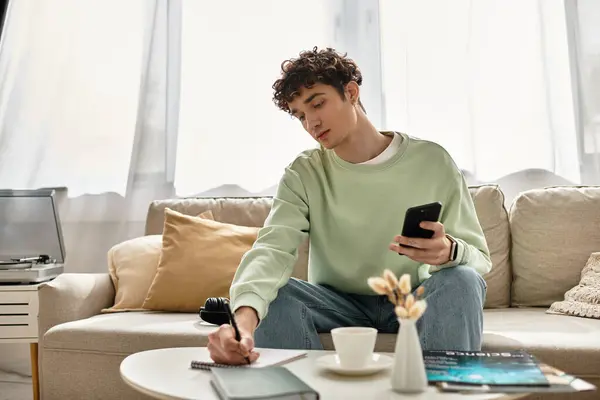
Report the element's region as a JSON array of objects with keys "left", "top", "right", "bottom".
[{"left": 401, "top": 202, "right": 442, "bottom": 239}]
